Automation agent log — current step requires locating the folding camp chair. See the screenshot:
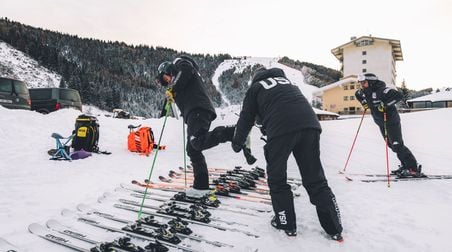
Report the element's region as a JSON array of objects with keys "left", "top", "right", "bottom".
[{"left": 50, "top": 133, "right": 74, "bottom": 161}]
